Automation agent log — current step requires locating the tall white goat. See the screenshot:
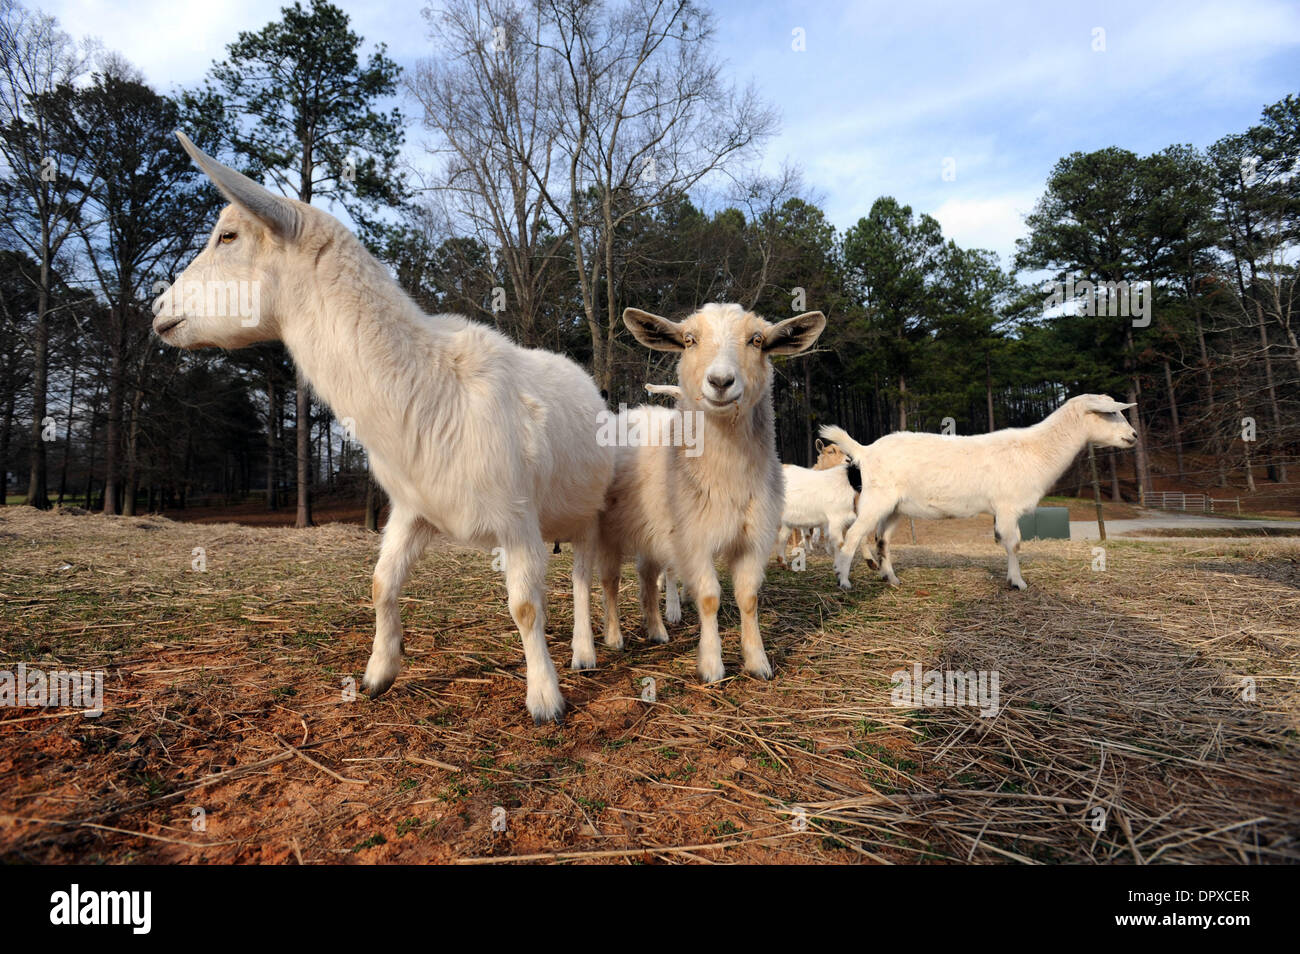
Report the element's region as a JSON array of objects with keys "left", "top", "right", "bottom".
[
  {"left": 821, "top": 394, "right": 1137, "bottom": 590},
  {"left": 589, "top": 304, "right": 825, "bottom": 682},
  {"left": 153, "top": 132, "right": 613, "bottom": 724}
]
